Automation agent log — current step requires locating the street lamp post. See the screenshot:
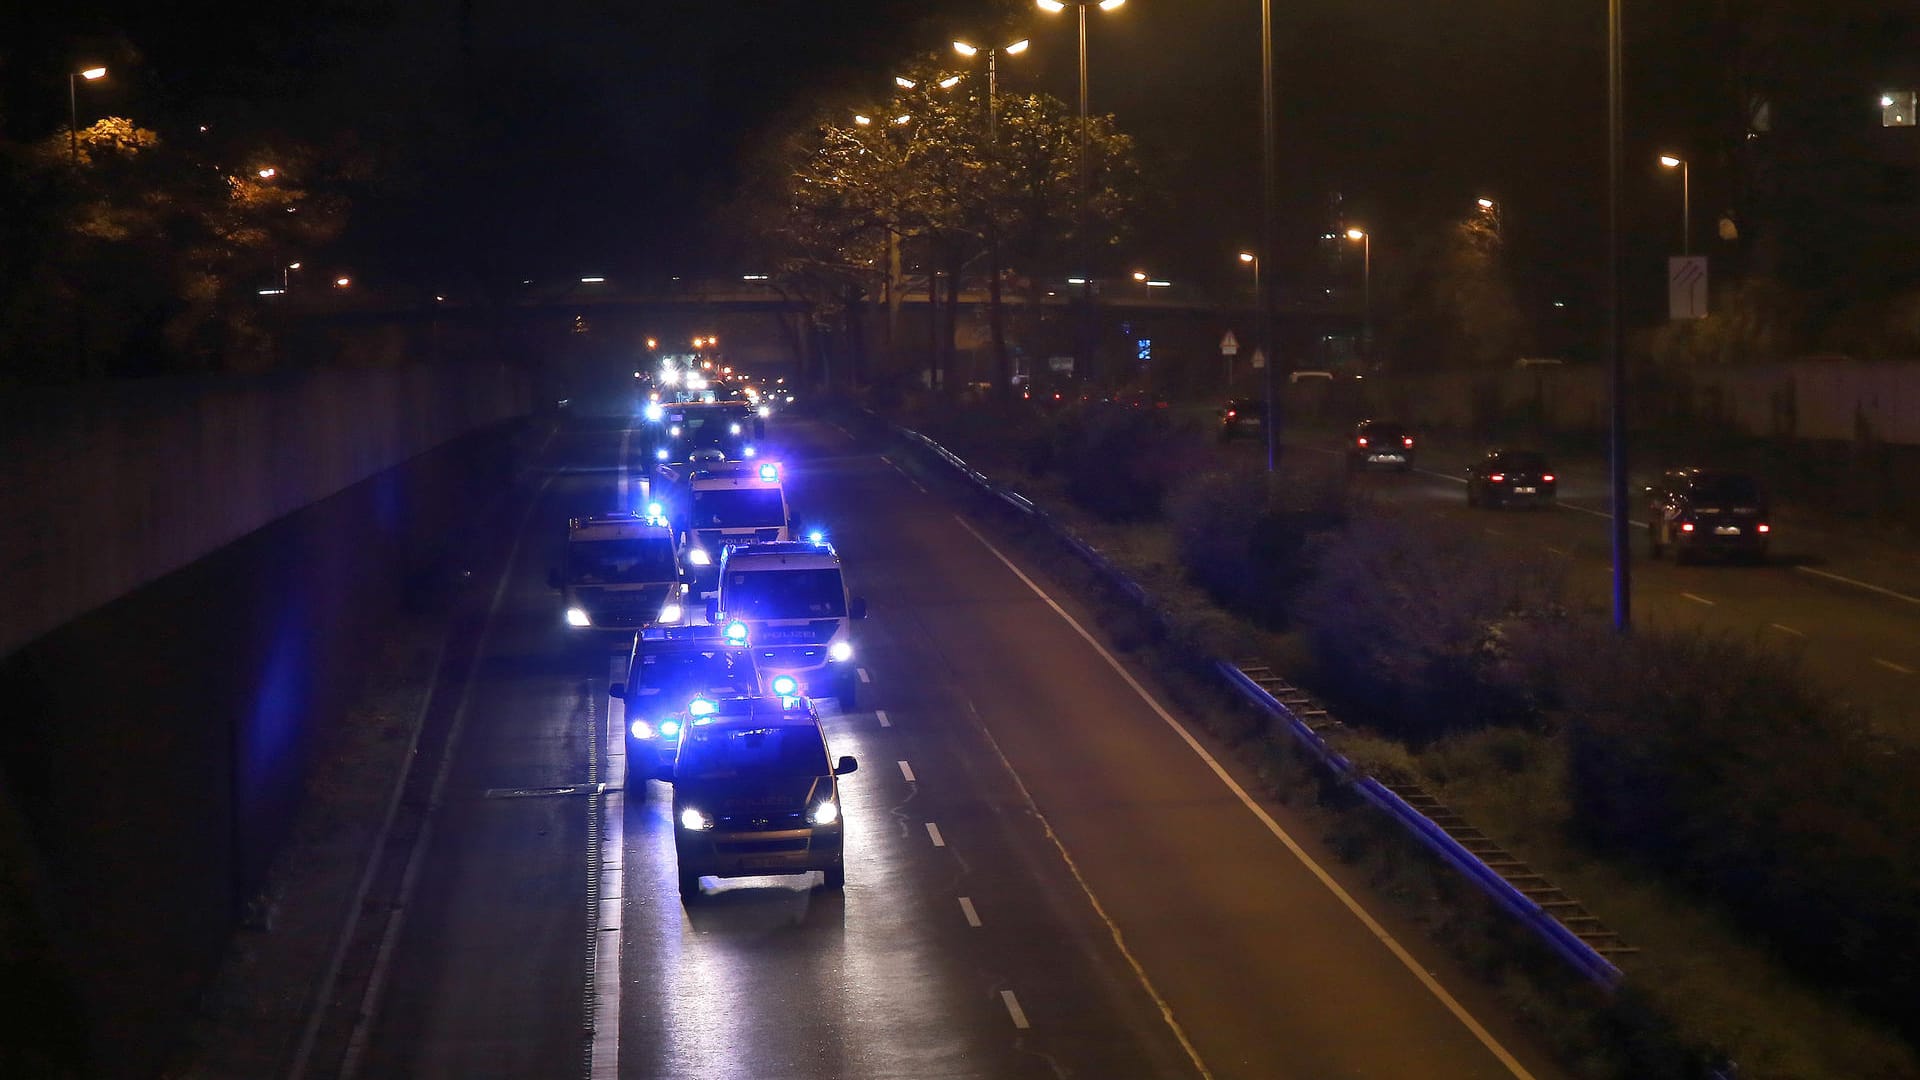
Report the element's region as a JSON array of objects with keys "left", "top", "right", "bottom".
[
  {"left": 68, "top": 66, "right": 107, "bottom": 164},
  {"left": 955, "top": 37, "right": 1031, "bottom": 399},
  {"left": 1659, "top": 154, "right": 1690, "bottom": 256},
  {"left": 1259, "top": 0, "right": 1278, "bottom": 471},
  {"left": 1038, "top": 0, "right": 1124, "bottom": 383},
  {"left": 1607, "top": 0, "right": 1631, "bottom": 632},
  {"left": 1345, "top": 229, "right": 1371, "bottom": 364}
]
